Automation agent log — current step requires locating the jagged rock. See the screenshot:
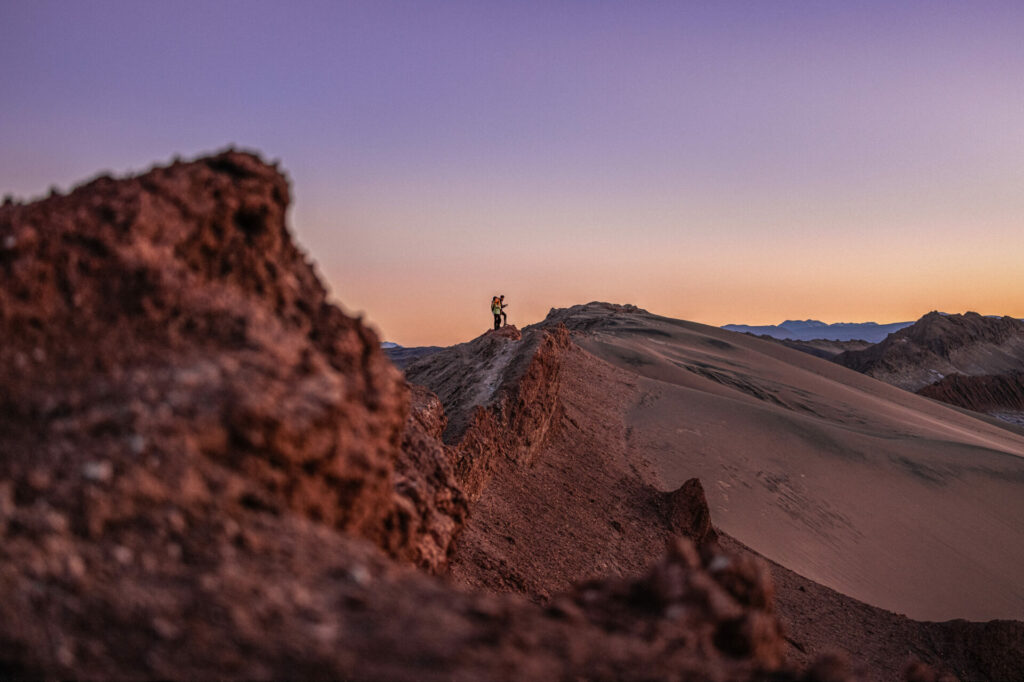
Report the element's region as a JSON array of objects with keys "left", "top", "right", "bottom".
[
  {"left": 0, "top": 150, "right": 418, "bottom": 548},
  {"left": 405, "top": 323, "right": 534, "bottom": 446},
  {"left": 0, "top": 150, "right": 472, "bottom": 676},
  {"left": 917, "top": 372, "right": 1024, "bottom": 414},
  {"left": 487, "top": 325, "right": 523, "bottom": 341},
  {"left": 408, "top": 324, "right": 570, "bottom": 500},
  {"left": 662, "top": 478, "right": 718, "bottom": 545},
  {"left": 390, "top": 383, "right": 468, "bottom": 570}
]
